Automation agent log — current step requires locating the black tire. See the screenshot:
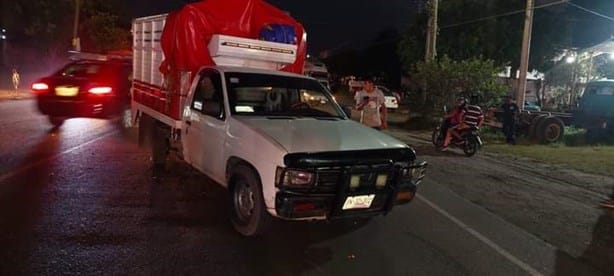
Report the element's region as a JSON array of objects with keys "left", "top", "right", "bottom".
[
  {"left": 48, "top": 116, "right": 66, "bottom": 127},
  {"left": 463, "top": 137, "right": 479, "bottom": 157},
  {"left": 138, "top": 112, "right": 153, "bottom": 148},
  {"left": 536, "top": 116, "right": 565, "bottom": 144},
  {"left": 528, "top": 115, "right": 548, "bottom": 140},
  {"left": 151, "top": 121, "right": 169, "bottom": 167},
  {"left": 230, "top": 165, "right": 272, "bottom": 236},
  {"left": 431, "top": 128, "right": 442, "bottom": 147}
]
